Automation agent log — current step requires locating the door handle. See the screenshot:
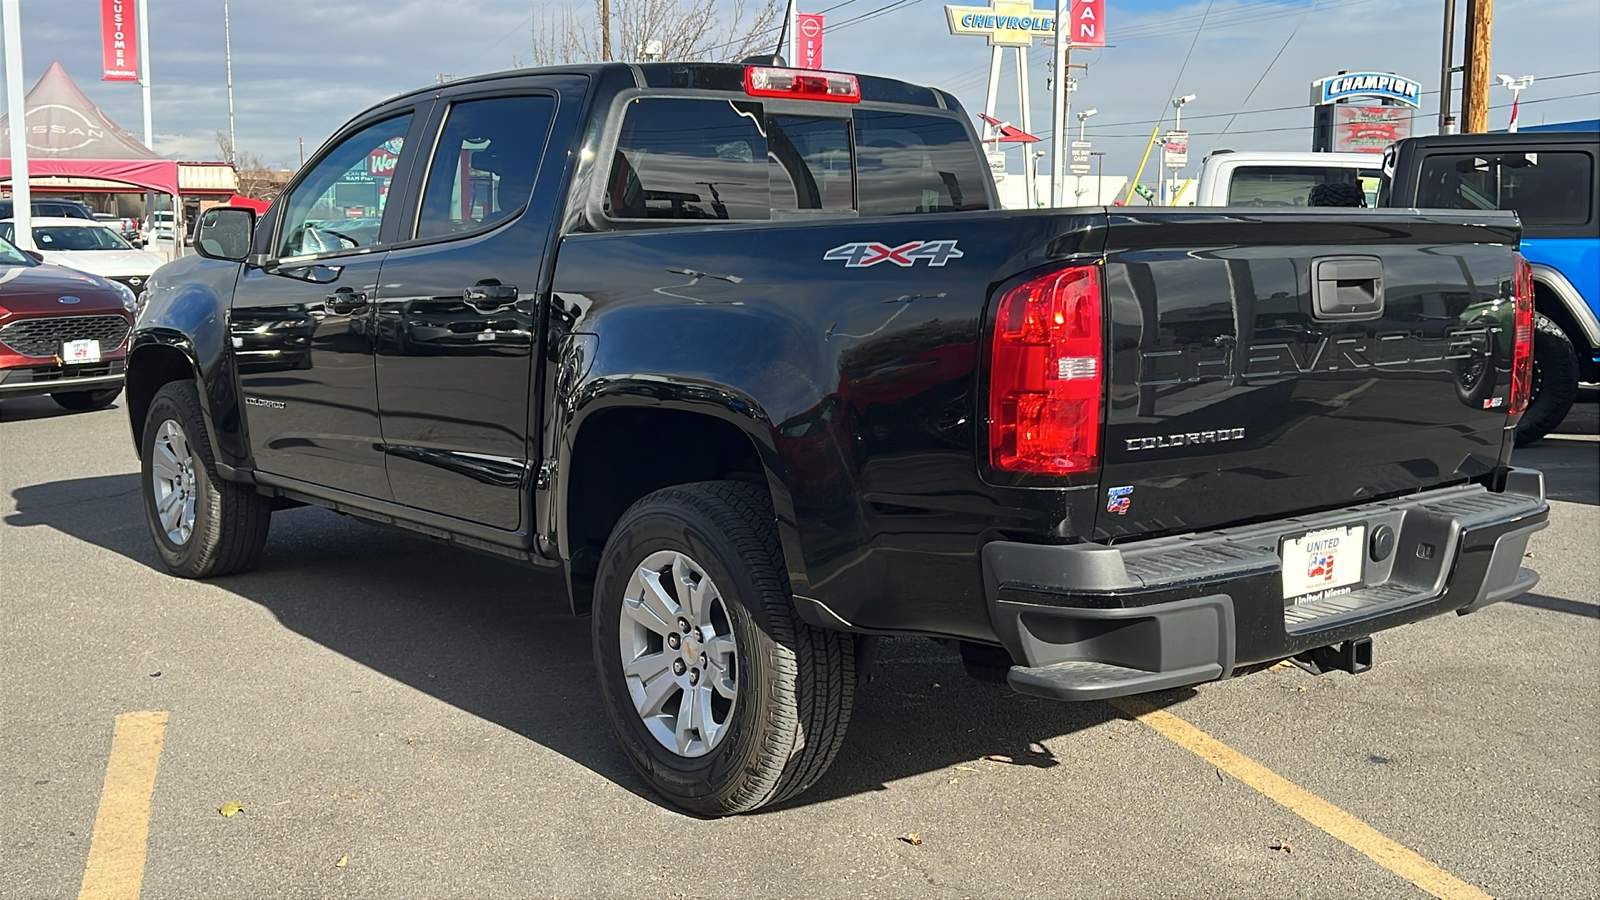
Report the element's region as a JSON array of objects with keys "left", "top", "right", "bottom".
[
  {"left": 325, "top": 286, "right": 369, "bottom": 314},
  {"left": 1311, "top": 256, "right": 1384, "bottom": 321},
  {"left": 465, "top": 282, "right": 518, "bottom": 310}
]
